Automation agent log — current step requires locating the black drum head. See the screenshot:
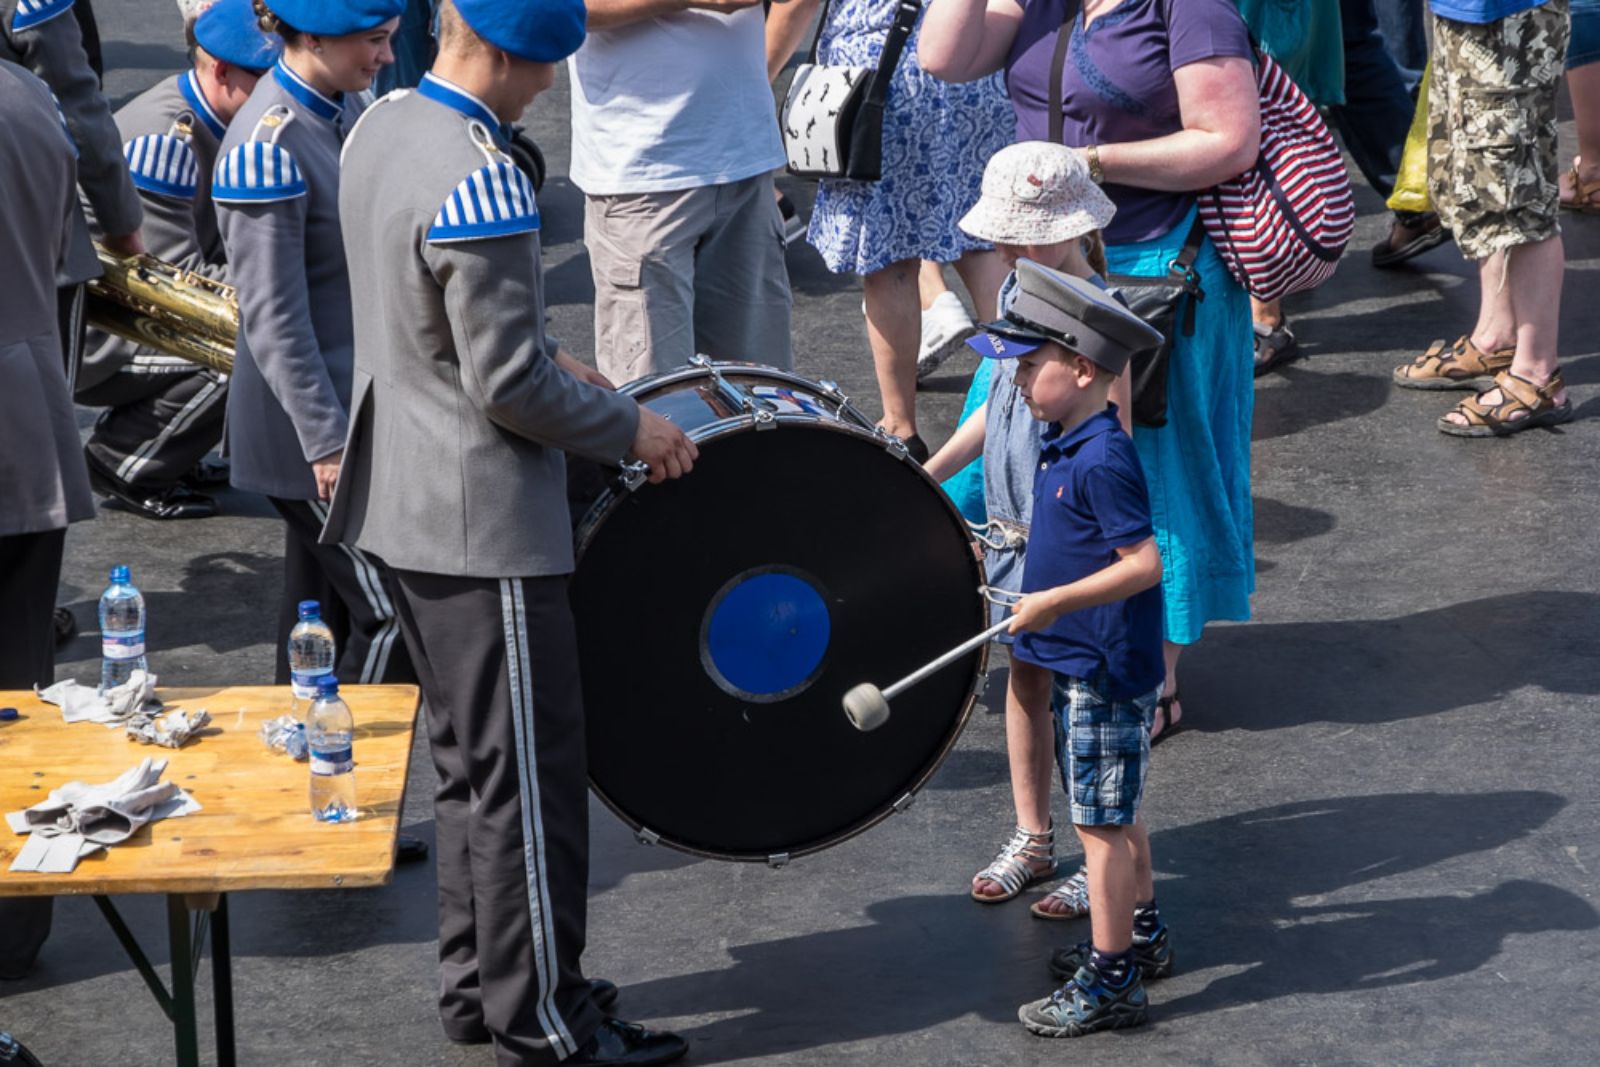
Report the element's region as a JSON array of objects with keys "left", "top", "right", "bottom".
[{"left": 572, "top": 424, "right": 985, "bottom": 861}]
